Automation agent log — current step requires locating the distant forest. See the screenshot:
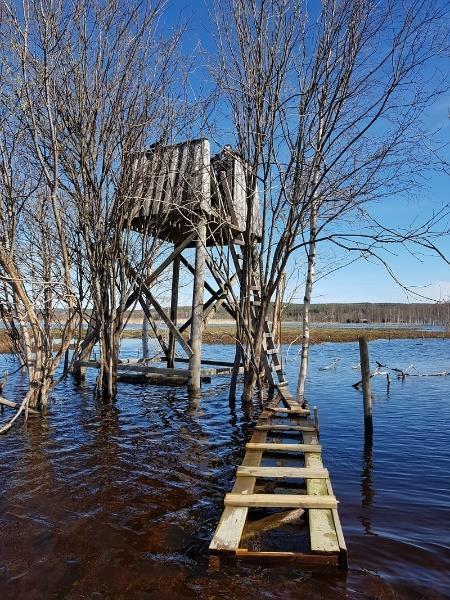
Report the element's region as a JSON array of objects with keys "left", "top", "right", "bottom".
[
  {"left": 138, "top": 302, "right": 450, "bottom": 326},
  {"left": 279, "top": 302, "right": 450, "bottom": 325}
]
